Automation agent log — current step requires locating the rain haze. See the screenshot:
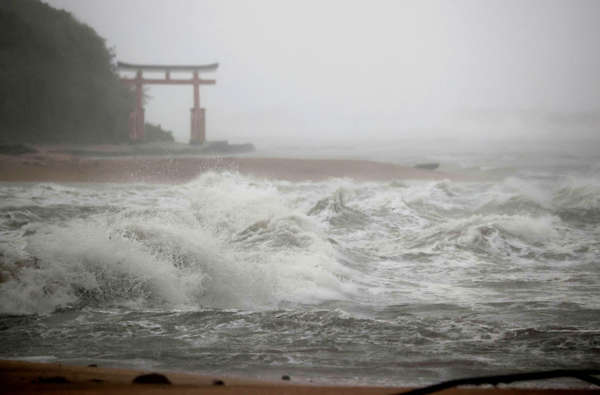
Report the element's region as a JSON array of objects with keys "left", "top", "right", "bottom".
[
  {"left": 44, "top": 0, "right": 600, "bottom": 144},
  {"left": 2, "top": 1, "right": 600, "bottom": 391}
]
